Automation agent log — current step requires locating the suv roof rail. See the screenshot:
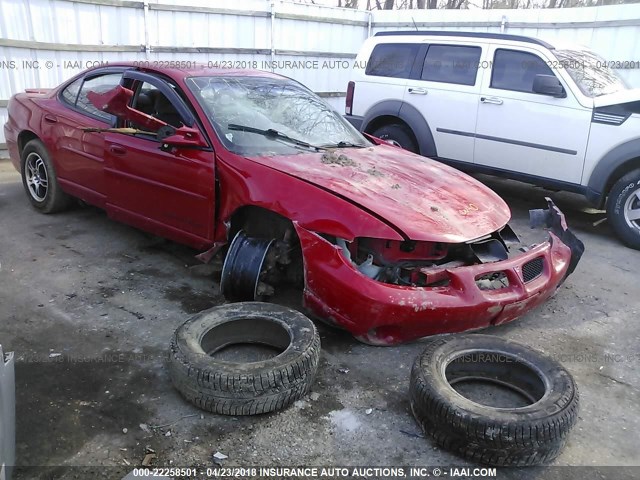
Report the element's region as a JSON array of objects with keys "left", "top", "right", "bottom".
[{"left": 373, "top": 30, "right": 555, "bottom": 49}]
